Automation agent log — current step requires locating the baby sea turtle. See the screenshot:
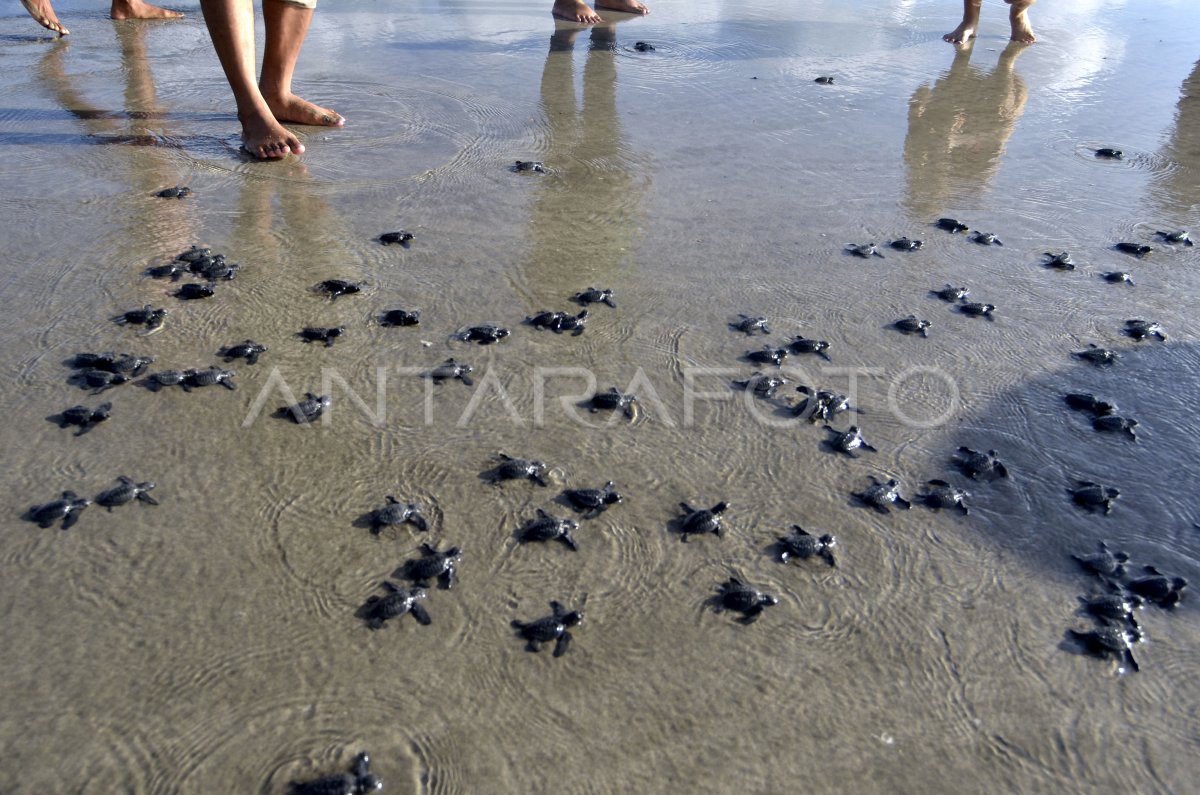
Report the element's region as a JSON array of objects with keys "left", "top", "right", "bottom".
[
  {"left": 776, "top": 525, "right": 836, "bottom": 567},
  {"left": 511, "top": 600, "right": 583, "bottom": 657},
  {"left": 113, "top": 304, "right": 167, "bottom": 334},
  {"left": 1067, "top": 625, "right": 1139, "bottom": 673},
  {"left": 824, "top": 425, "right": 876, "bottom": 457},
  {"left": 893, "top": 315, "right": 931, "bottom": 337},
  {"left": 27, "top": 491, "right": 91, "bottom": 530},
  {"left": 589, "top": 387, "right": 639, "bottom": 419},
  {"left": 888, "top": 237, "right": 923, "bottom": 251},
  {"left": 218, "top": 340, "right": 267, "bottom": 365},
  {"left": 459, "top": 323, "right": 510, "bottom": 344},
  {"left": 930, "top": 284, "right": 969, "bottom": 302},
  {"left": 96, "top": 475, "right": 158, "bottom": 511},
  {"left": 1155, "top": 229, "right": 1193, "bottom": 246},
  {"left": 711, "top": 577, "right": 778, "bottom": 623},
  {"left": 814, "top": 76, "right": 834, "bottom": 85},
  {"left": 563, "top": 482, "right": 622, "bottom": 517},
  {"left": 190, "top": 256, "right": 239, "bottom": 281},
  {"left": 1064, "top": 393, "right": 1117, "bottom": 416},
  {"left": 182, "top": 367, "right": 236, "bottom": 391},
  {"left": 175, "top": 245, "right": 211, "bottom": 263},
  {"left": 1094, "top": 148, "right": 1123, "bottom": 159},
  {"left": 490, "top": 453, "right": 549, "bottom": 486},
  {"left": 1123, "top": 319, "right": 1165, "bottom": 341},
  {"left": 174, "top": 283, "right": 214, "bottom": 300},
  {"left": 395, "top": 541, "right": 461, "bottom": 589},
  {"left": 379, "top": 308, "right": 420, "bottom": 327},
  {"left": 732, "top": 372, "right": 788, "bottom": 400},
  {"left": 57, "top": 403, "right": 112, "bottom": 435},
  {"left": 155, "top": 185, "right": 190, "bottom": 199},
  {"left": 74, "top": 352, "right": 151, "bottom": 375},
  {"left": 573, "top": 287, "right": 616, "bottom": 308},
  {"left": 1078, "top": 585, "right": 1142, "bottom": 629},
  {"left": 745, "top": 345, "right": 788, "bottom": 367},
  {"left": 676, "top": 501, "right": 727, "bottom": 542},
  {"left": 1092, "top": 415, "right": 1138, "bottom": 439},
  {"left": 1042, "top": 252, "right": 1075, "bottom": 270},
  {"left": 368, "top": 496, "right": 428, "bottom": 534},
  {"left": 526, "top": 309, "right": 588, "bottom": 335},
  {"left": 1069, "top": 481, "right": 1120, "bottom": 514},
  {"left": 428, "top": 358, "right": 474, "bottom": 386},
  {"left": 953, "top": 447, "right": 1009, "bottom": 480},
  {"left": 633, "top": 41, "right": 655, "bottom": 52},
  {"left": 512, "top": 160, "right": 546, "bottom": 173},
  {"left": 314, "top": 279, "right": 364, "bottom": 300},
  {"left": 516, "top": 509, "right": 579, "bottom": 550},
  {"left": 1100, "top": 271, "right": 1134, "bottom": 285},
  {"left": 145, "top": 260, "right": 189, "bottom": 281},
  {"left": 915, "top": 479, "right": 970, "bottom": 514},
  {"left": 281, "top": 392, "right": 330, "bottom": 424},
  {"left": 1125, "top": 565, "right": 1187, "bottom": 609},
  {"left": 1114, "top": 242, "right": 1151, "bottom": 258},
  {"left": 146, "top": 370, "right": 186, "bottom": 391},
  {"left": 936, "top": 218, "right": 969, "bottom": 233},
  {"left": 1073, "top": 344, "right": 1118, "bottom": 366},
  {"left": 787, "top": 335, "right": 831, "bottom": 361},
  {"left": 730, "top": 314, "right": 770, "bottom": 335},
  {"left": 854, "top": 476, "right": 910, "bottom": 513},
  {"left": 1072, "top": 541, "right": 1130, "bottom": 578},
  {"left": 378, "top": 230, "right": 414, "bottom": 246},
  {"left": 957, "top": 301, "right": 996, "bottom": 320},
  {"left": 969, "top": 231, "right": 1003, "bottom": 246},
  {"left": 846, "top": 242, "right": 885, "bottom": 259},
  {"left": 292, "top": 753, "right": 382, "bottom": 795},
  {"left": 359, "top": 583, "right": 431, "bottom": 630},
  {"left": 76, "top": 369, "right": 129, "bottom": 394},
  {"left": 299, "top": 326, "right": 345, "bottom": 347},
  {"left": 793, "top": 385, "right": 854, "bottom": 423}
]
